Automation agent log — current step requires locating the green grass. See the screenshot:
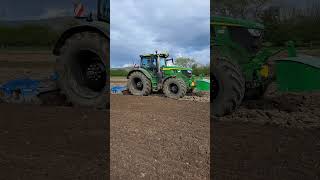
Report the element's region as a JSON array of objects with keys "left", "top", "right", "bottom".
[{"left": 110, "top": 69, "right": 128, "bottom": 77}]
